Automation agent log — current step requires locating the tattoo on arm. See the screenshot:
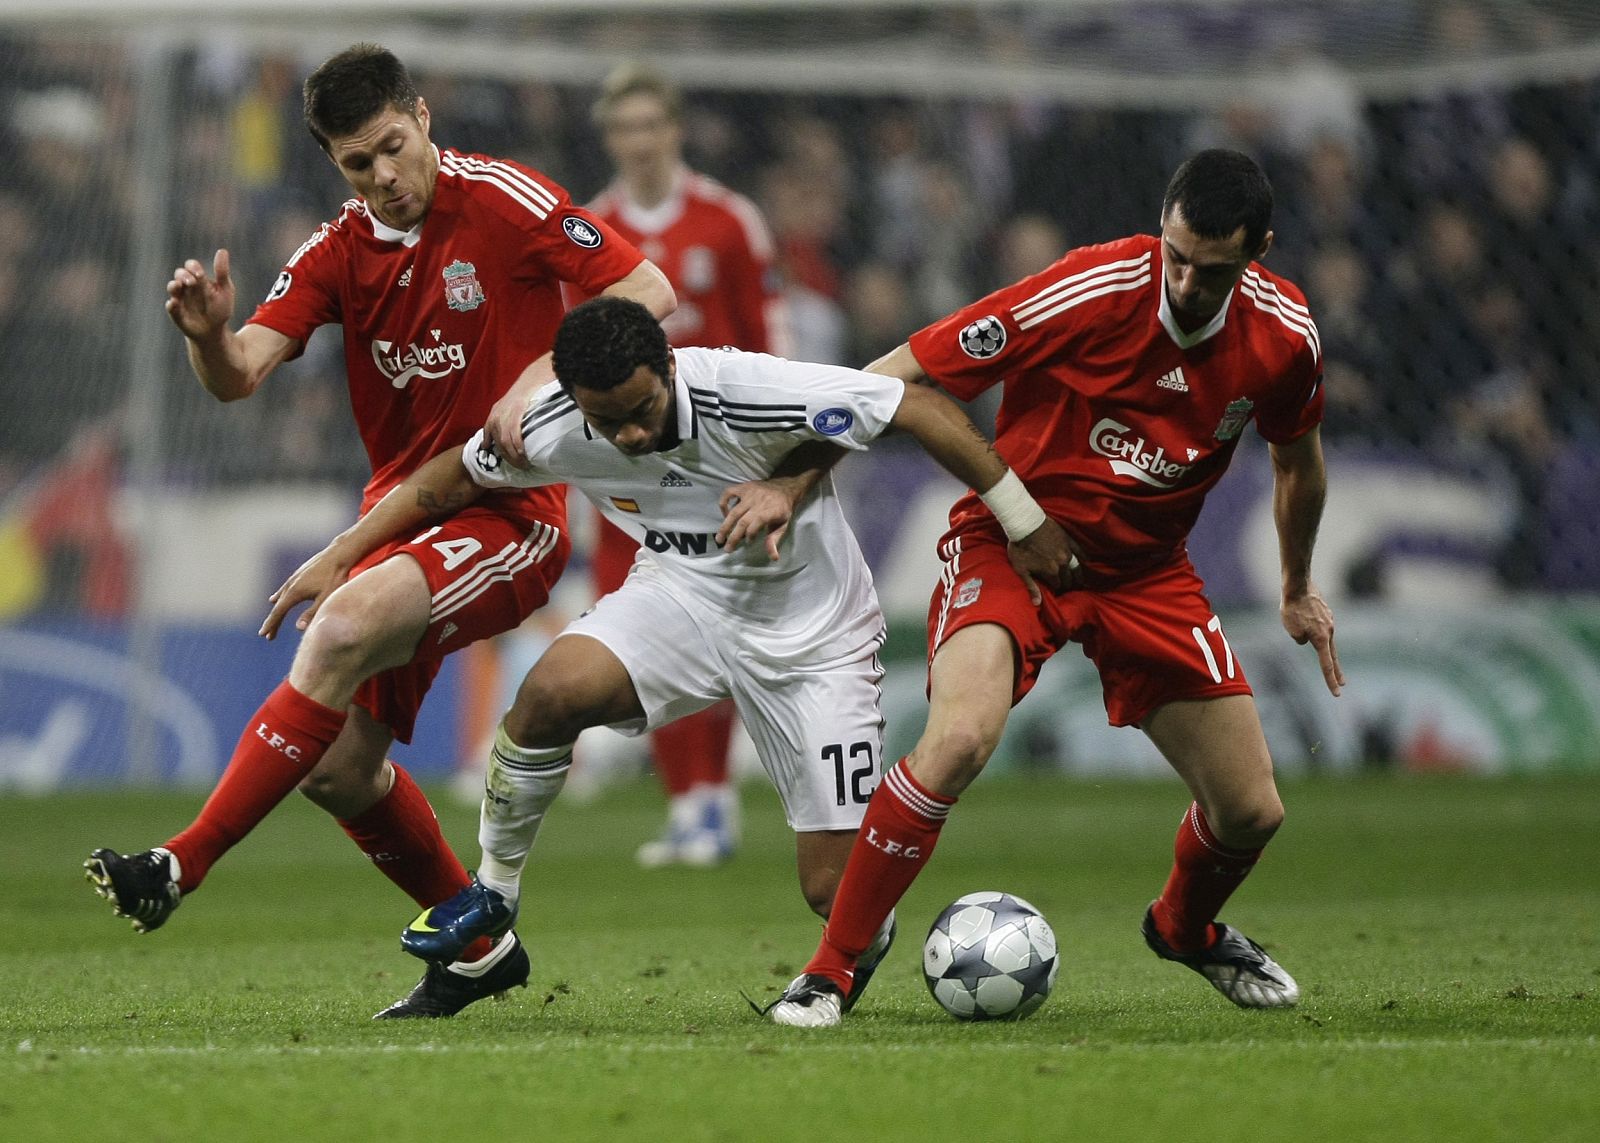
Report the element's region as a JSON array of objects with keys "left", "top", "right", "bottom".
[
  {"left": 417, "top": 488, "right": 472, "bottom": 514},
  {"left": 958, "top": 418, "right": 999, "bottom": 458}
]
